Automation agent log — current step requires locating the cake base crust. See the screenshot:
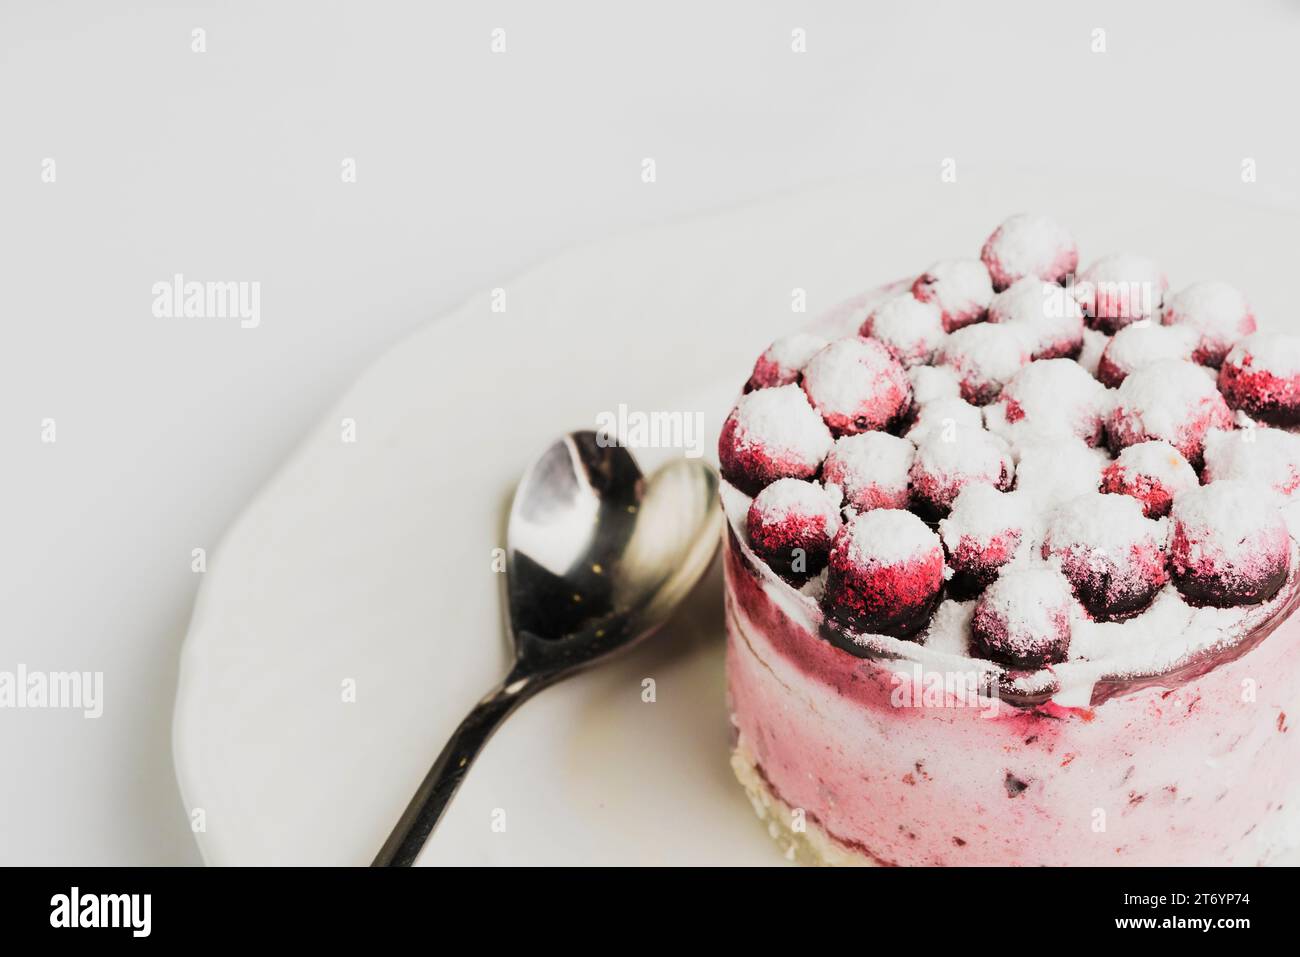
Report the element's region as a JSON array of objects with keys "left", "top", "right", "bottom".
[{"left": 730, "top": 740, "right": 880, "bottom": 867}]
